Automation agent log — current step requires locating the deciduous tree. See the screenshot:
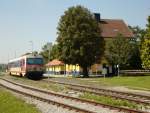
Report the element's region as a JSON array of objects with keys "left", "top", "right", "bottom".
[
  {"left": 127, "top": 26, "right": 146, "bottom": 69},
  {"left": 141, "top": 16, "right": 150, "bottom": 69},
  {"left": 40, "top": 43, "right": 52, "bottom": 63},
  {"left": 105, "top": 34, "right": 131, "bottom": 67},
  {"left": 49, "top": 44, "right": 60, "bottom": 61},
  {"left": 57, "top": 5, "right": 104, "bottom": 77}
]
